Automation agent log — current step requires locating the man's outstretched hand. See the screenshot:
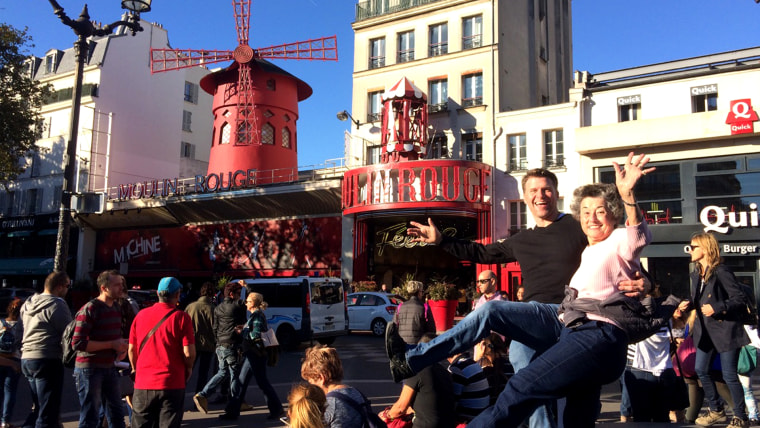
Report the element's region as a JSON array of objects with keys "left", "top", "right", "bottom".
[
  {"left": 618, "top": 271, "right": 651, "bottom": 298},
  {"left": 407, "top": 218, "right": 442, "bottom": 245}
]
